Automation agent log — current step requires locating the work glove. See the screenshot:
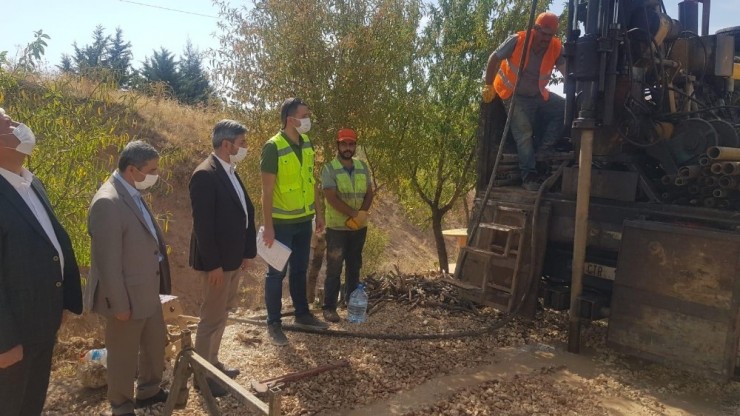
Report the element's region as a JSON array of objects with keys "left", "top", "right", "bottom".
[
  {"left": 345, "top": 217, "right": 361, "bottom": 230},
  {"left": 354, "top": 210, "right": 368, "bottom": 227},
  {"left": 482, "top": 84, "right": 497, "bottom": 103}
]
